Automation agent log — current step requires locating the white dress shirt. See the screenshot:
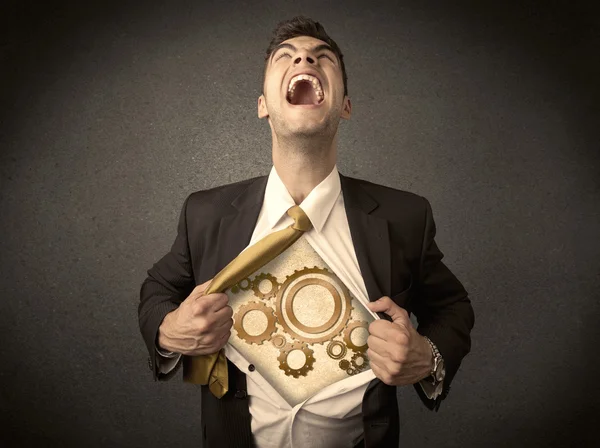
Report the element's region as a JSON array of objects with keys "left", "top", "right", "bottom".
[{"left": 157, "top": 165, "right": 442, "bottom": 447}]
